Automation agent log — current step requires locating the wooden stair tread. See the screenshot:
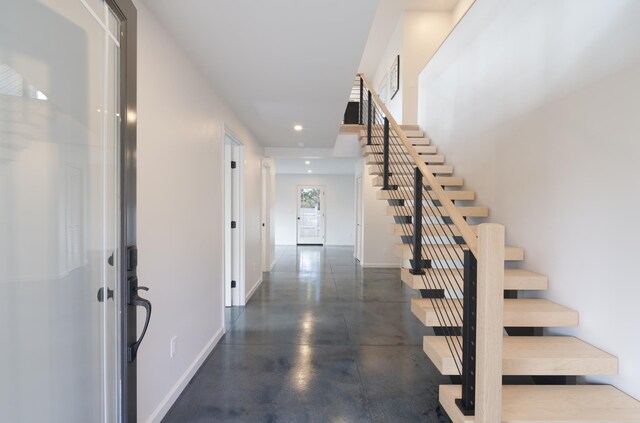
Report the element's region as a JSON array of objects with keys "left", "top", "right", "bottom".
[
  {"left": 361, "top": 137, "right": 431, "bottom": 146},
  {"left": 373, "top": 175, "right": 464, "bottom": 187},
  {"left": 393, "top": 243, "right": 524, "bottom": 261},
  {"left": 363, "top": 145, "right": 437, "bottom": 155},
  {"left": 387, "top": 205, "right": 489, "bottom": 218},
  {"left": 376, "top": 190, "right": 476, "bottom": 201},
  {"left": 439, "top": 384, "right": 640, "bottom": 423},
  {"left": 424, "top": 336, "right": 618, "bottom": 376},
  {"left": 366, "top": 154, "right": 445, "bottom": 164},
  {"left": 389, "top": 223, "right": 479, "bottom": 237},
  {"left": 401, "top": 267, "right": 548, "bottom": 291},
  {"left": 373, "top": 177, "right": 464, "bottom": 187},
  {"left": 410, "top": 298, "right": 579, "bottom": 327},
  {"left": 369, "top": 165, "right": 454, "bottom": 175},
  {"left": 360, "top": 129, "right": 424, "bottom": 138}
]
